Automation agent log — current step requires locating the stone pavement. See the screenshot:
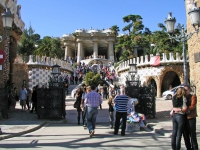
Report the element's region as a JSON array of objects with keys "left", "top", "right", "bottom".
[
  {"left": 146, "top": 98, "right": 200, "bottom": 139},
  {"left": 0, "top": 101, "right": 65, "bottom": 140},
  {"left": 0, "top": 96, "right": 200, "bottom": 142}
]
